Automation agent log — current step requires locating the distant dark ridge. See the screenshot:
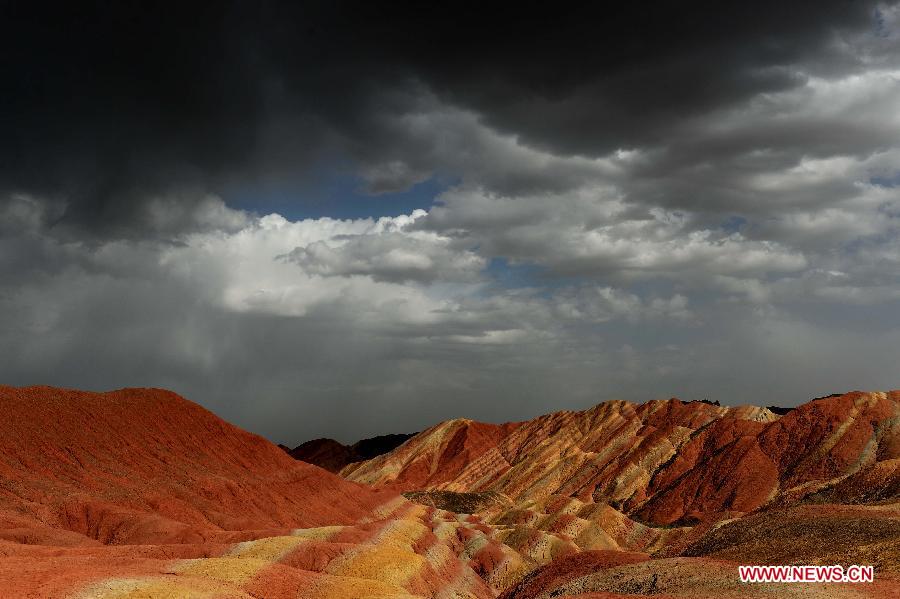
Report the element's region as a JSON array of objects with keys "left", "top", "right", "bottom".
[
  {"left": 352, "top": 433, "right": 416, "bottom": 460},
  {"left": 768, "top": 393, "right": 845, "bottom": 416},
  {"left": 288, "top": 432, "right": 415, "bottom": 472},
  {"left": 288, "top": 438, "right": 357, "bottom": 472},
  {"left": 692, "top": 398, "right": 721, "bottom": 406},
  {"left": 813, "top": 392, "right": 846, "bottom": 400}
]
